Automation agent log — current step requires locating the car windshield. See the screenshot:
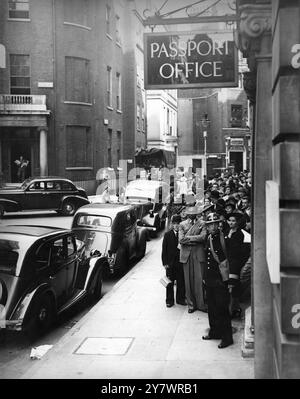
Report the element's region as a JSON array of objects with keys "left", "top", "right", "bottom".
[
  {"left": 21, "top": 178, "right": 32, "bottom": 189},
  {"left": 0, "top": 239, "right": 20, "bottom": 275},
  {"left": 74, "top": 214, "right": 112, "bottom": 228}
]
